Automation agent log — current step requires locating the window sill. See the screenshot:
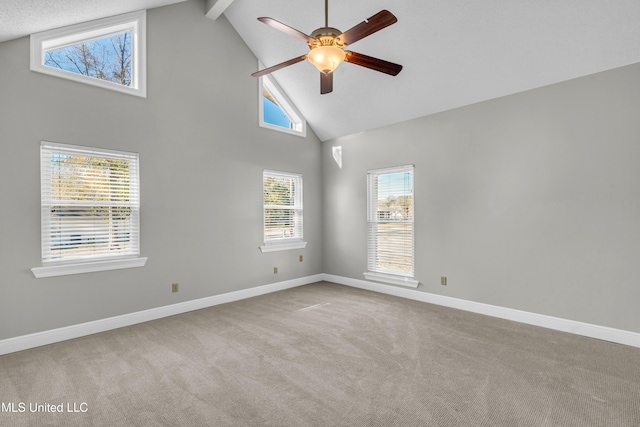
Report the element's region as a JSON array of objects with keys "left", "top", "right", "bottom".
[
  {"left": 363, "top": 272, "right": 419, "bottom": 288},
  {"left": 31, "top": 257, "right": 147, "bottom": 278},
  {"left": 259, "top": 241, "right": 307, "bottom": 253}
]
